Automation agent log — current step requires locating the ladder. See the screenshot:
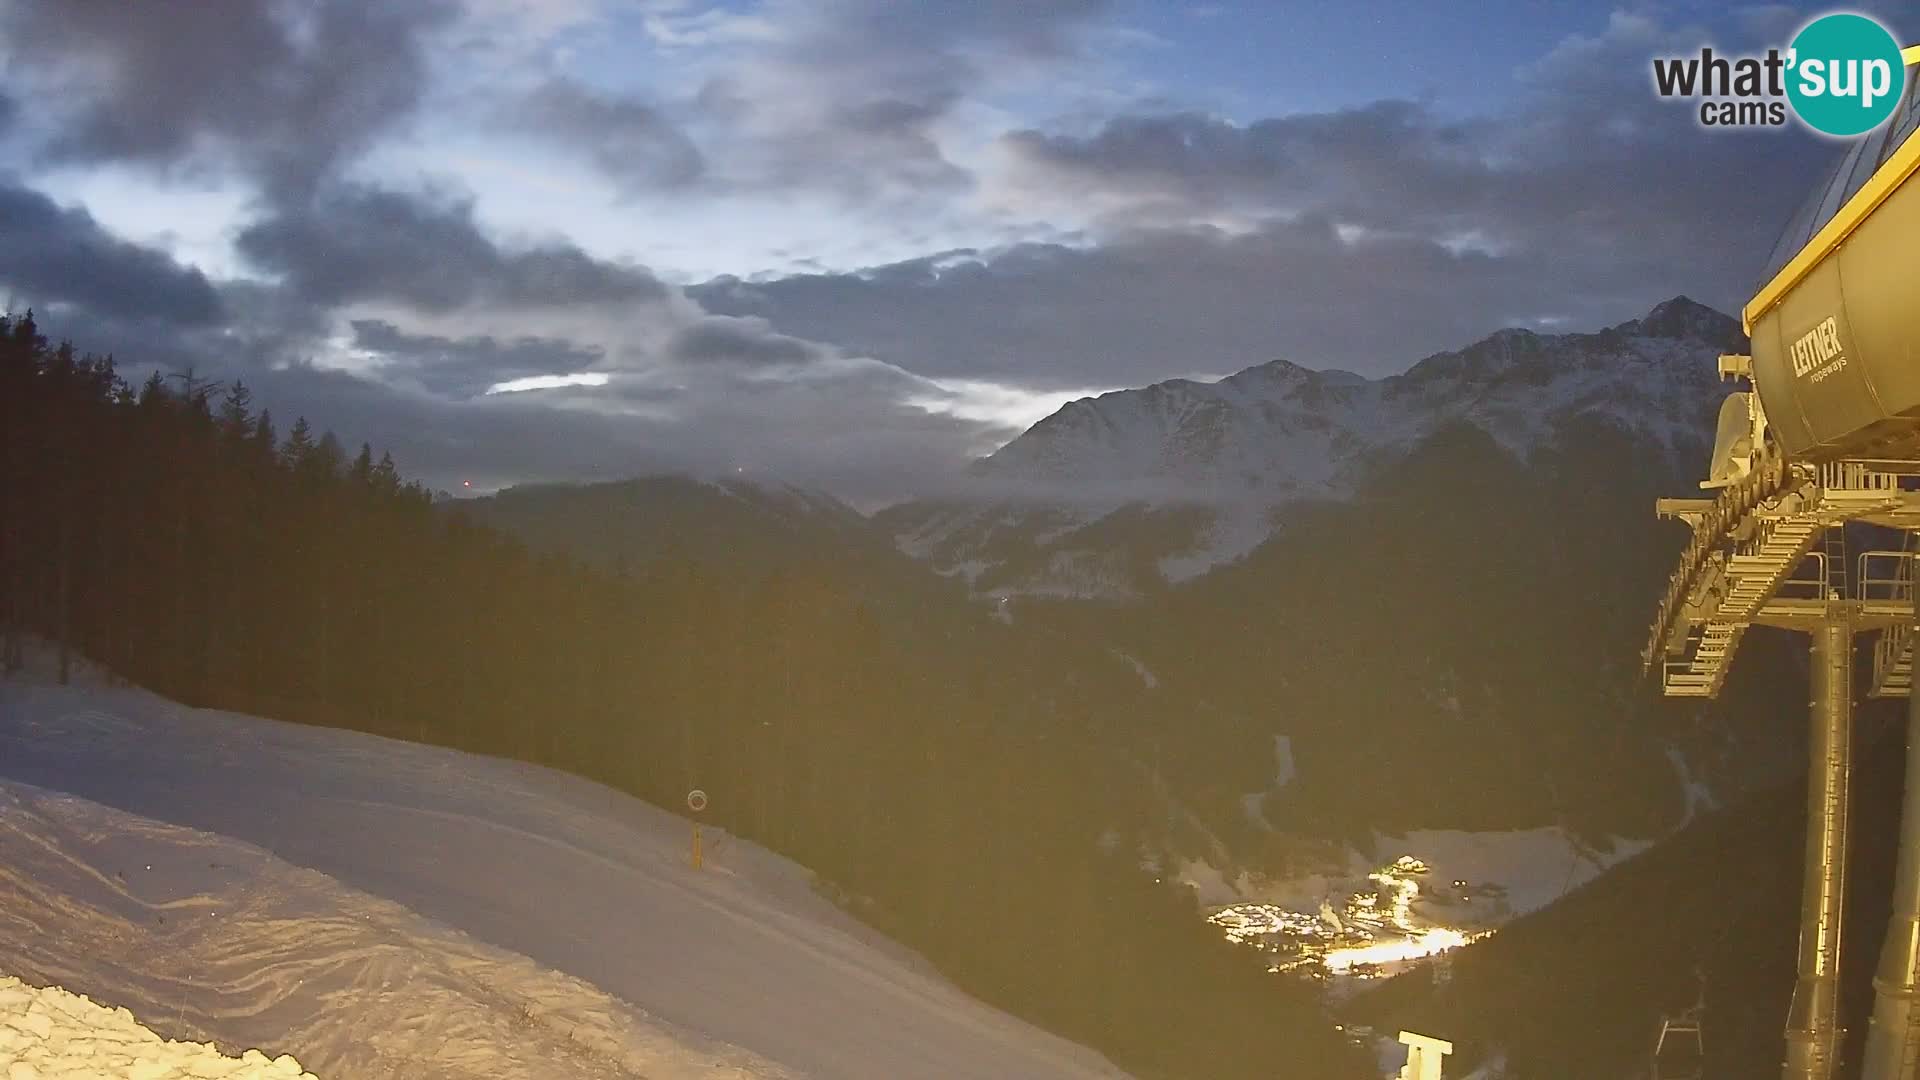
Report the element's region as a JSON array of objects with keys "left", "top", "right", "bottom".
[
  {"left": 1871, "top": 532, "right": 1919, "bottom": 698},
  {"left": 1824, "top": 524, "right": 1848, "bottom": 601}
]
